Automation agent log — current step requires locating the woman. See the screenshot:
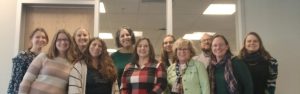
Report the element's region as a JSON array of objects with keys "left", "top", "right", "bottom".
[
  {"left": 7, "top": 28, "right": 49, "bottom": 94},
  {"left": 120, "top": 38, "right": 167, "bottom": 94},
  {"left": 159, "top": 35, "right": 176, "bottom": 68},
  {"left": 238, "top": 32, "right": 278, "bottom": 94},
  {"left": 208, "top": 34, "right": 253, "bottom": 94},
  {"left": 68, "top": 38, "right": 119, "bottom": 94},
  {"left": 111, "top": 26, "right": 136, "bottom": 86},
  {"left": 19, "top": 29, "right": 75, "bottom": 94},
  {"left": 73, "top": 27, "right": 90, "bottom": 59},
  {"left": 167, "top": 38, "right": 210, "bottom": 94}
]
